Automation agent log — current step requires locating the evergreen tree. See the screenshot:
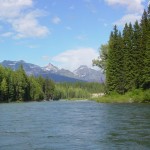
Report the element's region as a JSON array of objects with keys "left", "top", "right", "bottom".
[
  {"left": 106, "top": 26, "right": 125, "bottom": 94},
  {"left": 6, "top": 68, "right": 15, "bottom": 102},
  {"left": 44, "top": 79, "right": 55, "bottom": 100},
  {"left": 132, "top": 21, "right": 143, "bottom": 89},
  {"left": 0, "top": 65, "right": 56, "bottom": 103},
  {"left": 1, "top": 78, "right": 8, "bottom": 102},
  {"left": 143, "top": 5, "right": 150, "bottom": 89},
  {"left": 106, "top": 31, "right": 116, "bottom": 93},
  {"left": 29, "top": 76, "right": 44, "bottom": 100},
  {"left": 123, "top": 23, "right": 135, "bottom": 91},
  {"left": 13, "top": 65, "right": 30, "bottom": 101}
]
